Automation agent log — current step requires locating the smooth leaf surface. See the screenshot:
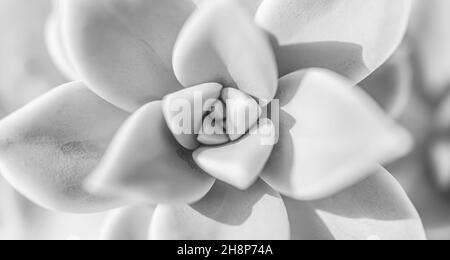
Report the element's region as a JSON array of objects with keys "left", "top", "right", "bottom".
[
  {"left": 256, "top": 0, "right": 412, "bottom": 84},
  {"left": 173, "top": 0, "right": 278, "bottom": 100},
  {"left": 262, "top": 69, "right": 413, "bottom": 200},
  {"left": 0, "top": 82, "right": 129, "bottom": 213},
  {"left": 149, "top": 180, "right": 289, "bottom": 240},
  {"left": 61, "top": 0, "right": 195, "bottom": 111},
  {"left": 100, "top": 205, "right": 155, "bottom": 240},
  {"left": 87, "top": 101, "right": 215, "bottom": 205},
  {"left": 285, "top": 168, "right": 426, "bottom": 240}
]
